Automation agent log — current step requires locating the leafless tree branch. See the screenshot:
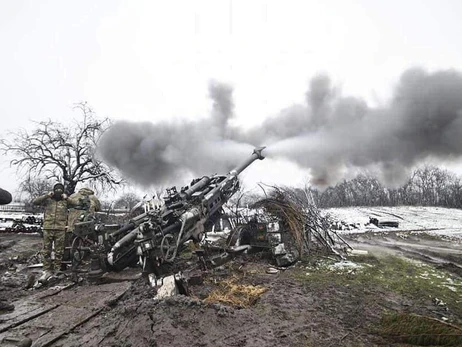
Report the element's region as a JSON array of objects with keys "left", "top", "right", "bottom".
[{"left": 0, "top": 102, "right": 124, "bottom": 195}]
